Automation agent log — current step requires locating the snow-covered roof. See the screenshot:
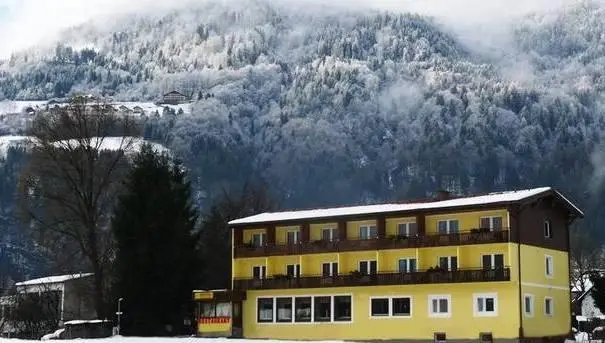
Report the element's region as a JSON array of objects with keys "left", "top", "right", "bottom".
[
  {"left": 573, "top": 275, "right": 594, "bottom": 293},
  {"left": 229, "top": 187, "right": 583, "bottom": 226},
  {"left": 64, "top": 319, "right": 109, "bottom": 325},
  {"left": 15, "top": 273, "right": 93, "bottom": 287}
]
